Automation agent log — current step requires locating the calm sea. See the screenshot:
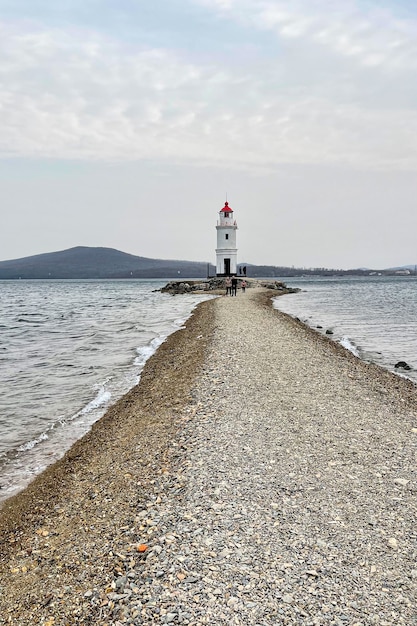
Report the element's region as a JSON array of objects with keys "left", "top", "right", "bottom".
[
  {"left": 0, "top": 279, "right": 214, "bottom": 502},
  {"left": 274, "top": 275, "right": 417, "bottom": 384}
]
